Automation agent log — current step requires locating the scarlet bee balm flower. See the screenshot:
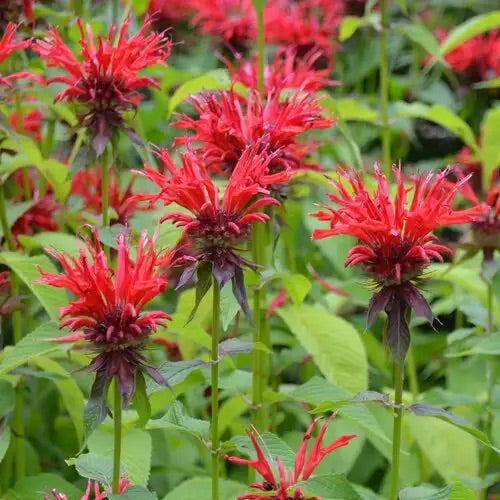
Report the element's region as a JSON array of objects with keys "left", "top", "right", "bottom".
[
  {"left": 136, "top": 145, "right": 282, "bottom": 319},
  {"left": 311, "top": 165, "right": 483, "bottom": 363},
  {"left": 227, "top": 414, "right": 356, "bottom": 500},
  {"left": 34, "top": 16, "right": 172, "bottom": 156},
  {"left": 37, "top": 229, "right": 176, "bottom": 405}
]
